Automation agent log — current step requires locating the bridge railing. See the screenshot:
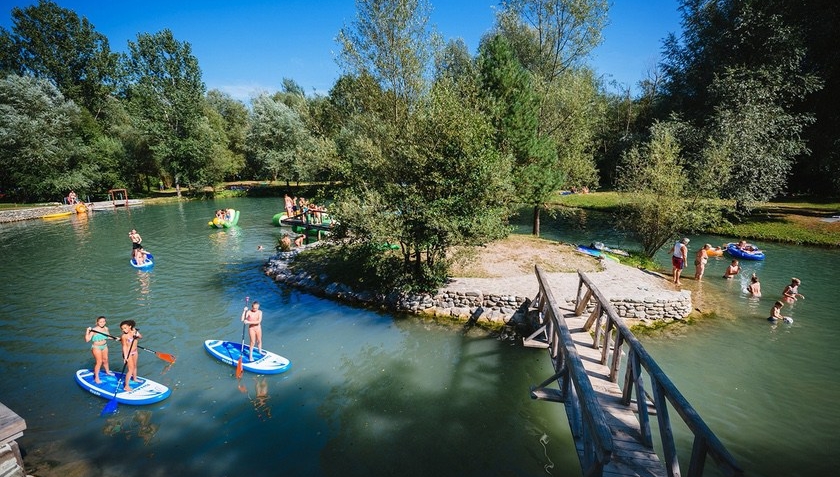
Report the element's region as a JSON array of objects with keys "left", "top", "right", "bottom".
[
  {"left": 572, "top": 270, "right": 743, "bottom": 477},
  {"left": 529, "top": 267, "right": 614, "bottom": 476}
]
